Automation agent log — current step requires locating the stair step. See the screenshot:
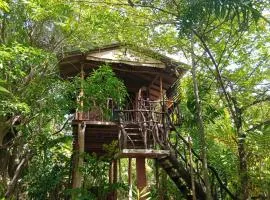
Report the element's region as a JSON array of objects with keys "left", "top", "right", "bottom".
[
  {"left": 128, "top": 135, "right": 148, "bottom": 138},
  {"left": 125, "top": 128, "right": 141, "bottom": 130},
  {"left": 127, "top": 139, "right": 143, "bottom": 142},
  {"left": 126, "top": 131, "right": 141, "bottom": 133},
  {"left": 125, "top": 124, "right": 140, "bottom": 127},
  {"left": 126, "top": 146, "right": 146, "bottom": 149},
  {"left": 159, "top": 159, "right": 172, "bottom": 167},
  {"left": 162, "top": 163, "right": 174, "bottom": 170},
  {"left": 169, "top": 173, "right": 179, "bottom": 178},
  {"left": 157, "top": 157, "right": 169, "bottom": 162},
  {"left": 126, "top": 133, "right": 142, "bottom": 135}
]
